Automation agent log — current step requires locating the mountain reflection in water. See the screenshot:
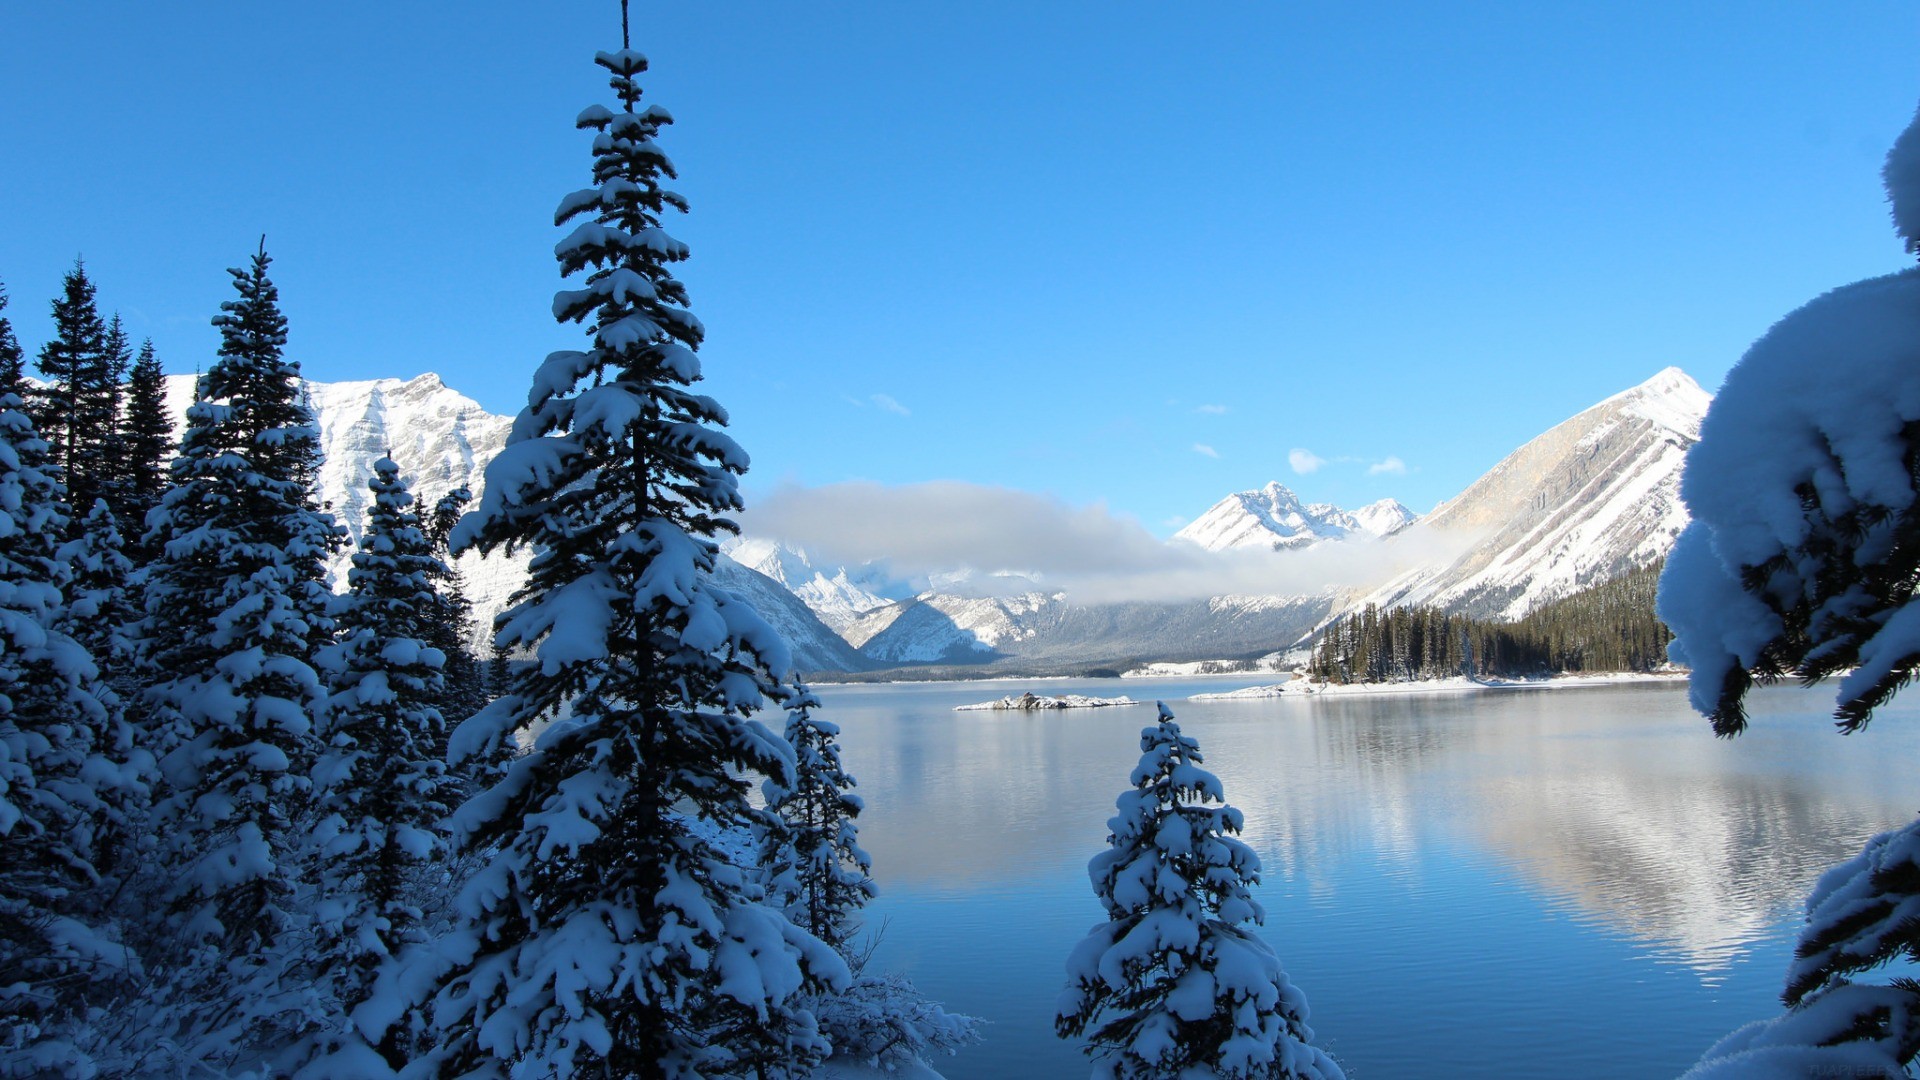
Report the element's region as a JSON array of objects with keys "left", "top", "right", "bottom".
[{"left": 813, "top": 677, "right": 1920, "bottom": 1079}]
